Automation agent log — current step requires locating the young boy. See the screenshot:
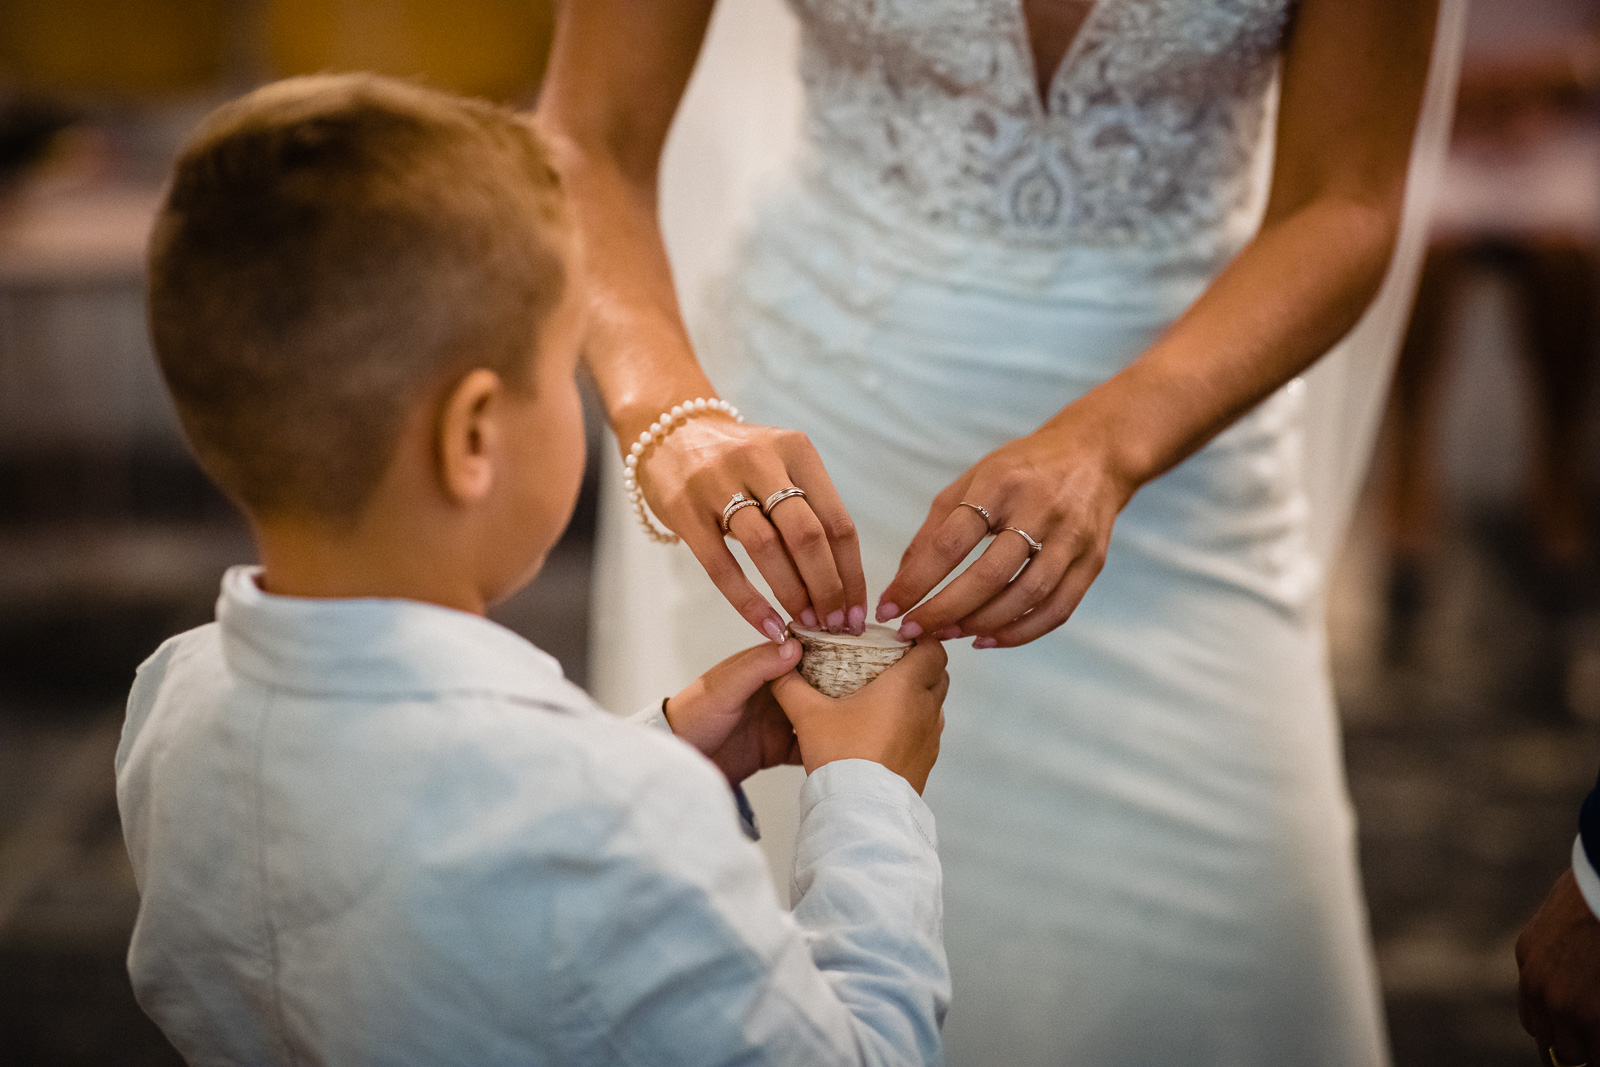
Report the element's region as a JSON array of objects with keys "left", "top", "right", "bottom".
[{"left": 117, "top": 74, "right": 951, "bottom": 1066}]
